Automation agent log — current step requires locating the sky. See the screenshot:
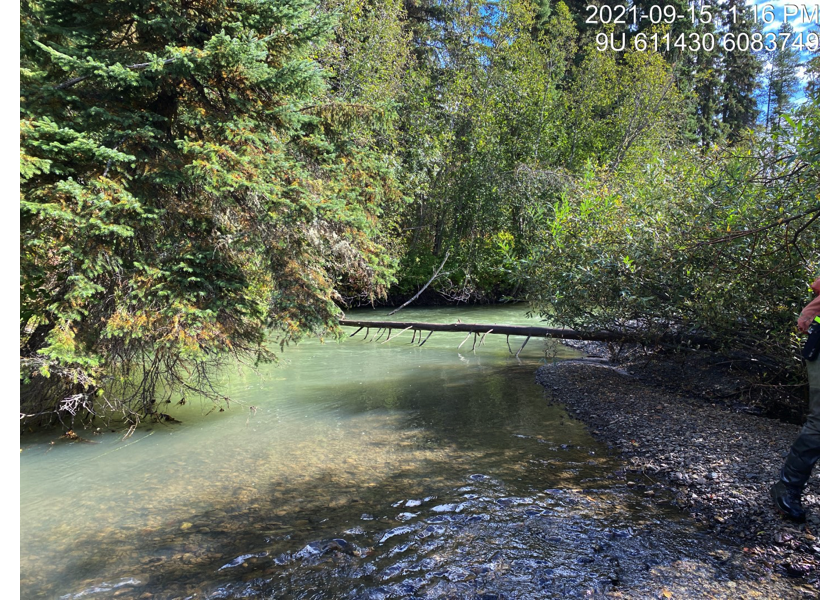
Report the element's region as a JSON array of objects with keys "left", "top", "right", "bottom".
[
  {"left": 745, "top": 1, "right": 820, "bottom": 109},
  {"left": 750, "top": 0, "right": 820, "bottom": 33}
]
